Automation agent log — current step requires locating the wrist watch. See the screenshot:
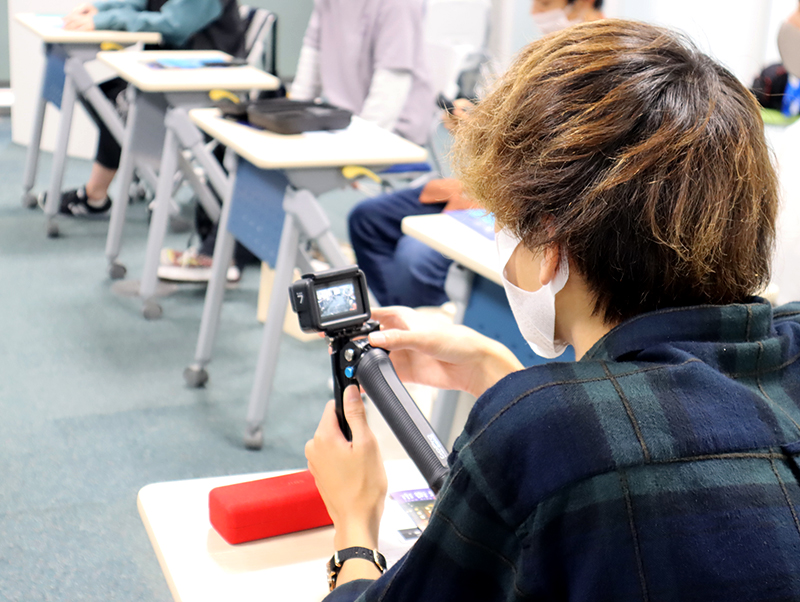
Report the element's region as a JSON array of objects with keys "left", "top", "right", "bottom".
[{"left": 326, "top": 546, "right": 387, "bottom": 591}]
